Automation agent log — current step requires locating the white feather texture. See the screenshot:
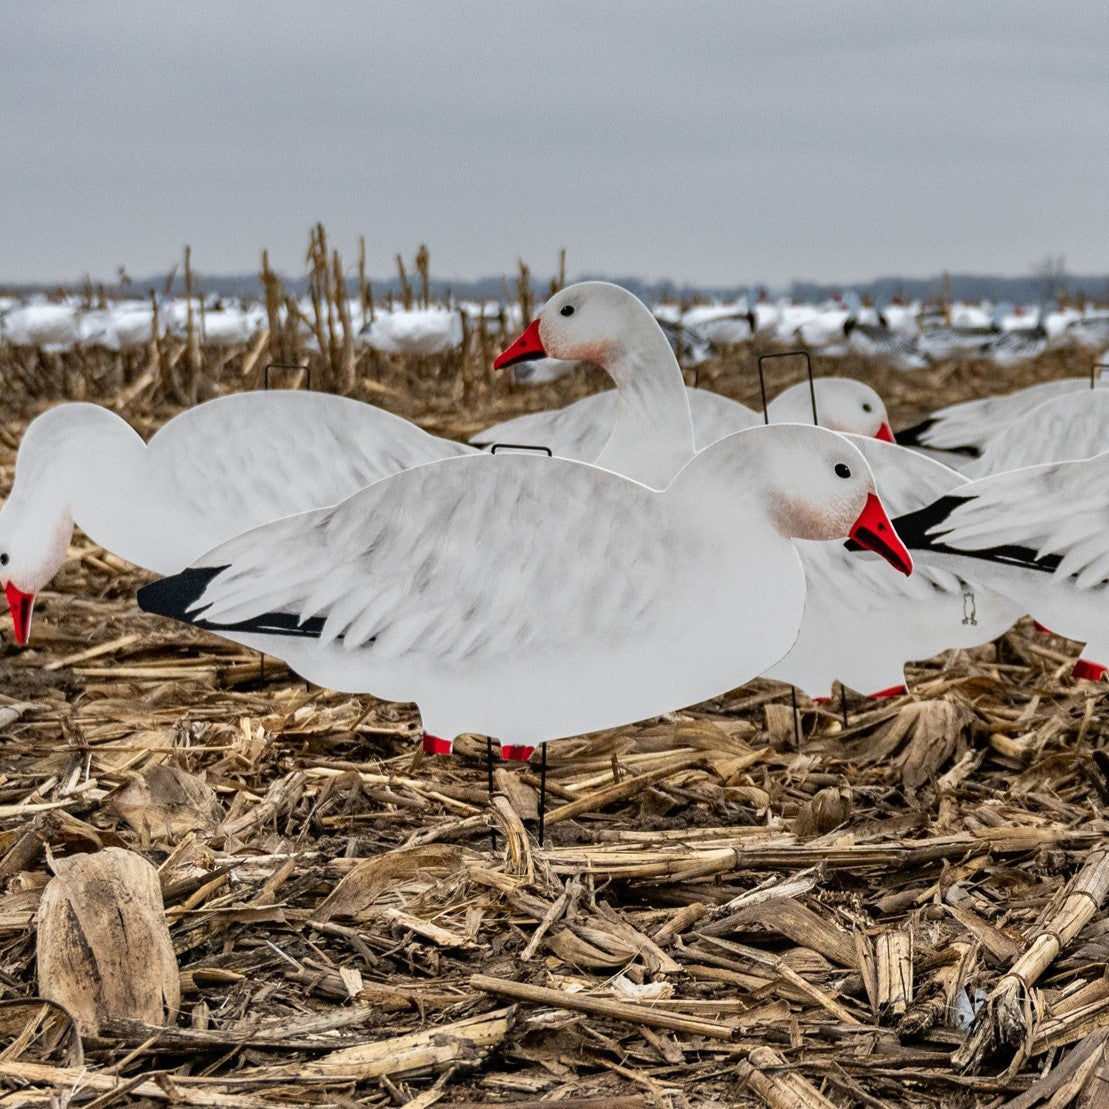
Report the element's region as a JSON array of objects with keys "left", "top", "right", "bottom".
[
  {"left": 902, "top": 378, "right": 1107, "bottom": 467},
  {"left": 969, "top": 390, "right": 1109, "bottom": 477}
]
